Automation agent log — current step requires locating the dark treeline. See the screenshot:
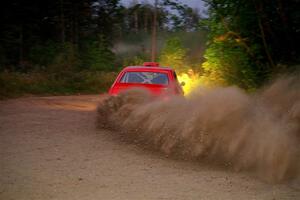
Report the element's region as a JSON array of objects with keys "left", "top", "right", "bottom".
[
  {"left": 0, "top": 0, "right": 201, "bottom": 72},
  {"left": 0, "top": 0, "right": 202, "bottom": 97}
]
